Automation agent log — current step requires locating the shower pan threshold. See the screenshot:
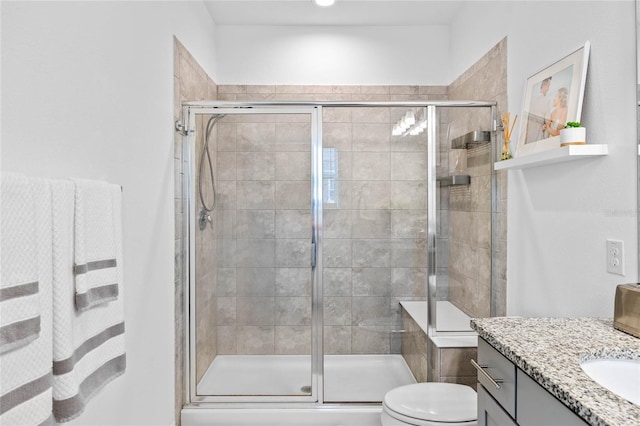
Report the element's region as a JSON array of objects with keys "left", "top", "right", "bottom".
[
  {"left": 182, "top": 405, "right": 384, "bottom": 426},
  {"left": 196, "top": 354, "right": 415, "bottom": 401}
]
